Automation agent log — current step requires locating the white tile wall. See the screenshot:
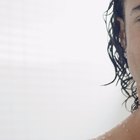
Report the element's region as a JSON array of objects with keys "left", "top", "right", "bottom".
[{"left": 0, "top": 0, "right": 130, "bottom": 140}]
